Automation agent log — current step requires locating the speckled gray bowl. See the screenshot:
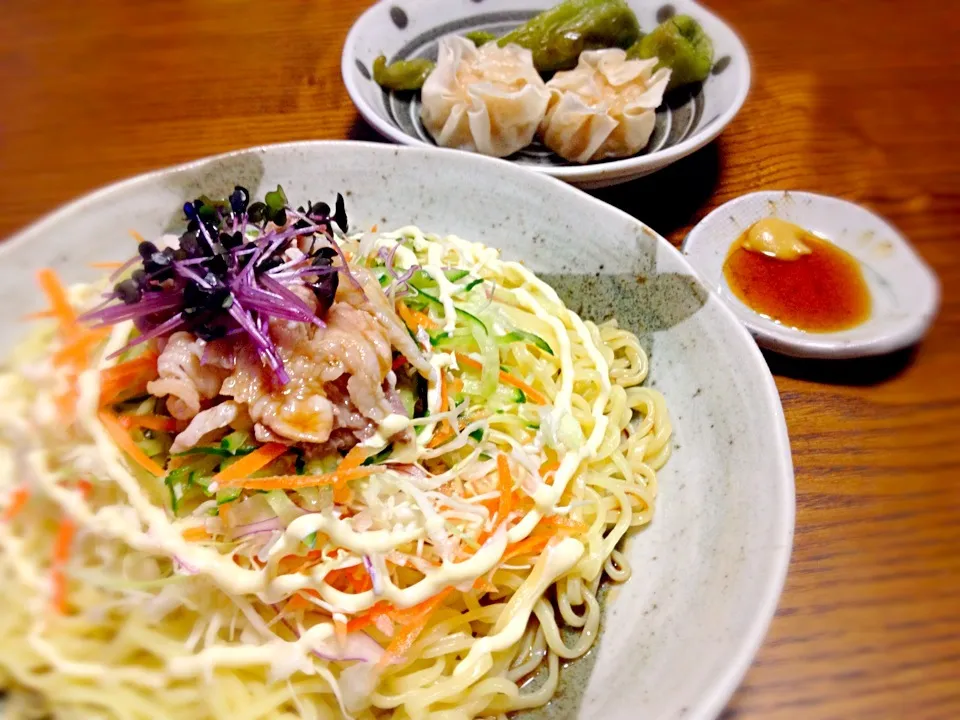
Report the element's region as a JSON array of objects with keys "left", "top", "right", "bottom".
[{"left": 0, "top": 142, "right": 793, "bottom": 720}]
